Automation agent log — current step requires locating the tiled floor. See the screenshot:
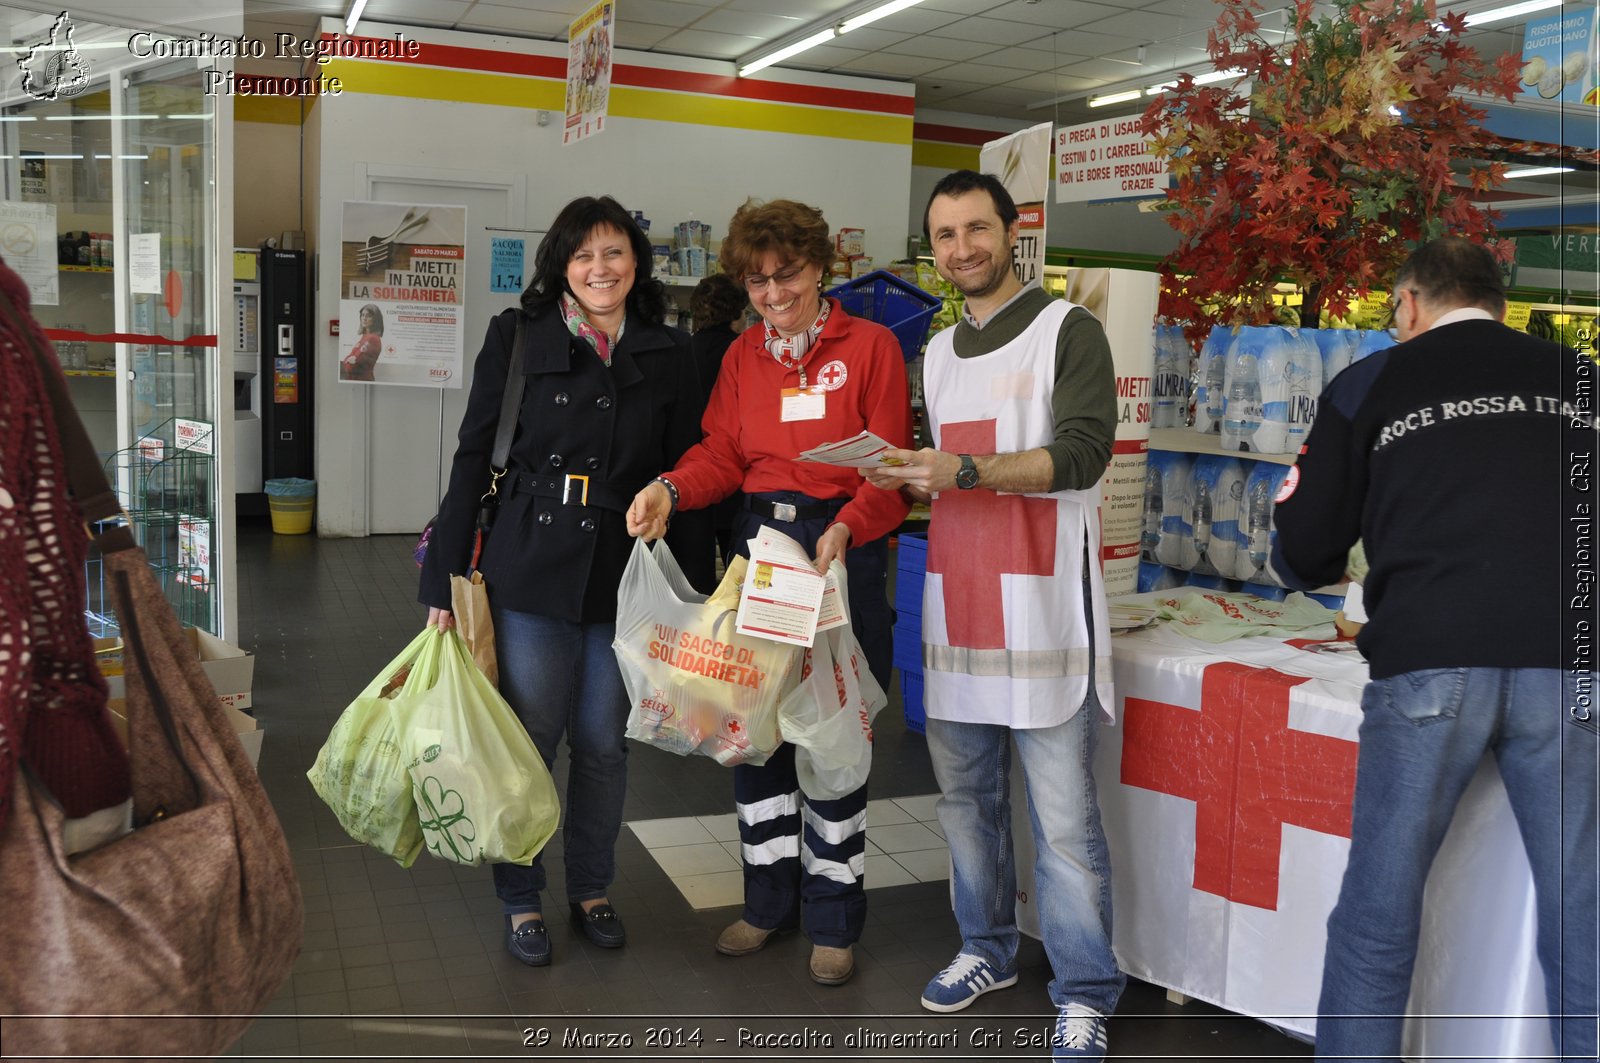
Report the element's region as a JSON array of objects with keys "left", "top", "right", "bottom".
[
  {"left": 229, "top": 521, "right": 1311, "bottom": 1060},
  {"left": 631, "top": 795, "right": 949, "bottom": 911}
]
